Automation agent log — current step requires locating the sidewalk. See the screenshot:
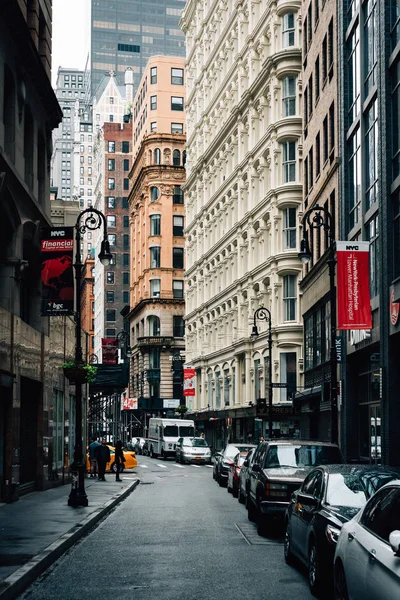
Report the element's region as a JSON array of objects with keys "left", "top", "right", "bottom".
[{"left": 0, "top": 473, "right": 140, "bottom": 600}]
